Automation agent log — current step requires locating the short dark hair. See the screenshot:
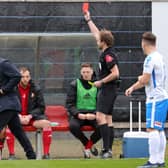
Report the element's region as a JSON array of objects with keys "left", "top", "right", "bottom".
[
  {"left": 142, "top": 32, "right": 156, "bottom": 46},
  {"left": 100, "top": 29, "right": 114, "bottom": 47},
  {"left": 81, "top": 63, "right": 93, "bottom": 69}
]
